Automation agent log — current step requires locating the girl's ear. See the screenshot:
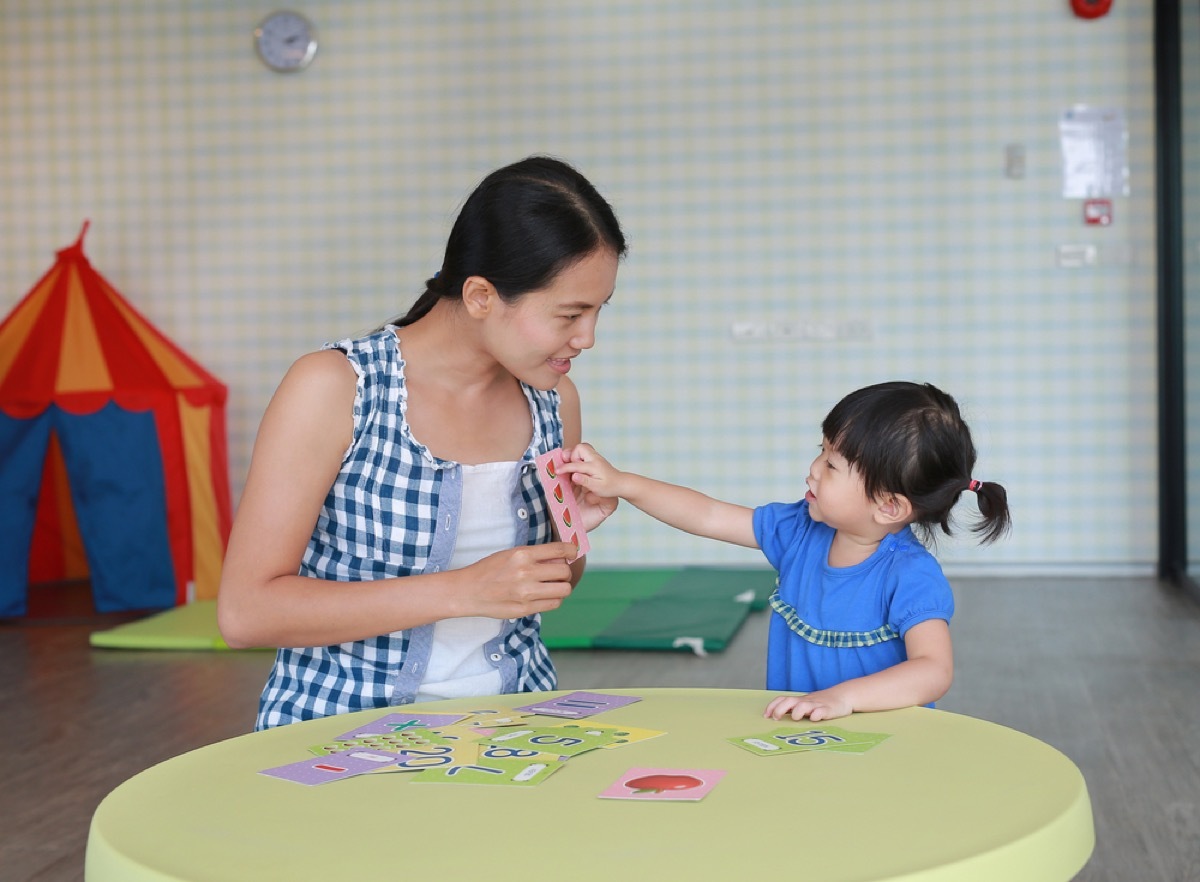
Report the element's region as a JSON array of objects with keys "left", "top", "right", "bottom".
[
  {"left": 875, "top": 493, "right": 913, "bottom": 527},
  {"left": 461, "top": 275, "right": 498, "bottom": 318}
]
